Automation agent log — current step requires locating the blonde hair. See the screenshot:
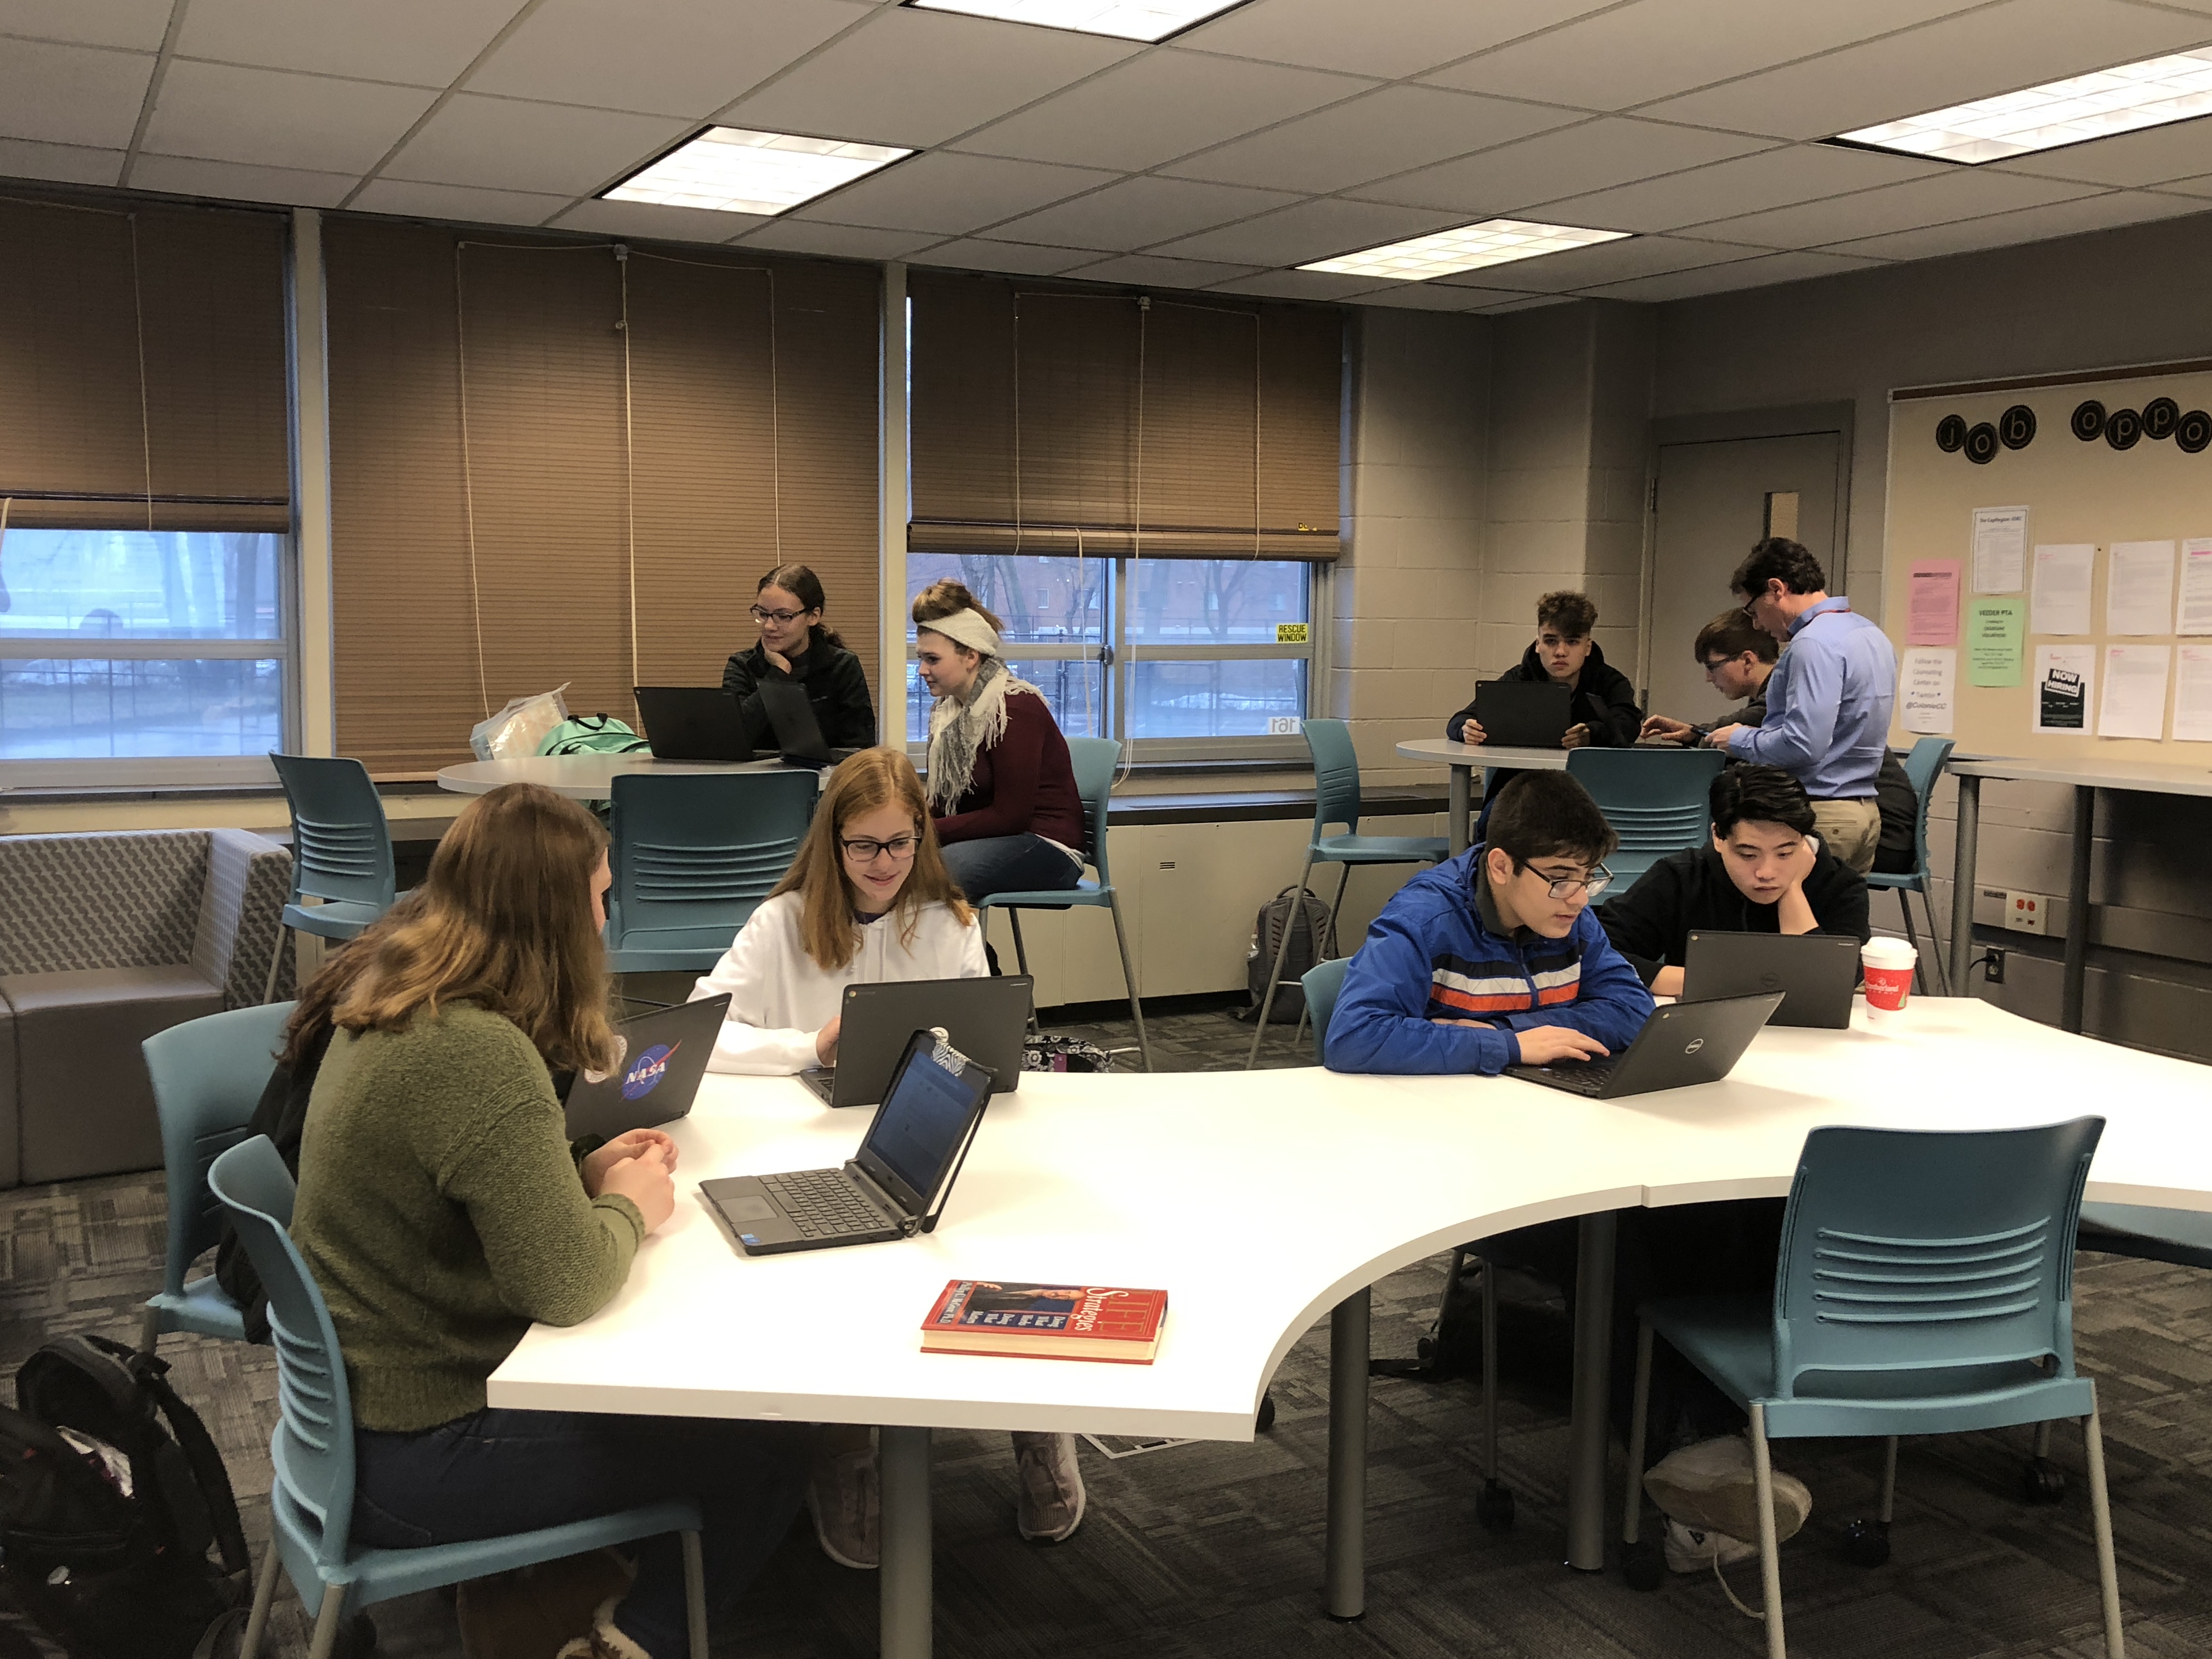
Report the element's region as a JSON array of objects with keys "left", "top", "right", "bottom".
[
  {"left": 769, "top": 747, "right": 973, "bottom": 972},
  {"left": 911, "top": 578, "right": 1005, "bottom": 636},
  {"left": 330, "top": 784, "right": 618, "bottom": 1073}
]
